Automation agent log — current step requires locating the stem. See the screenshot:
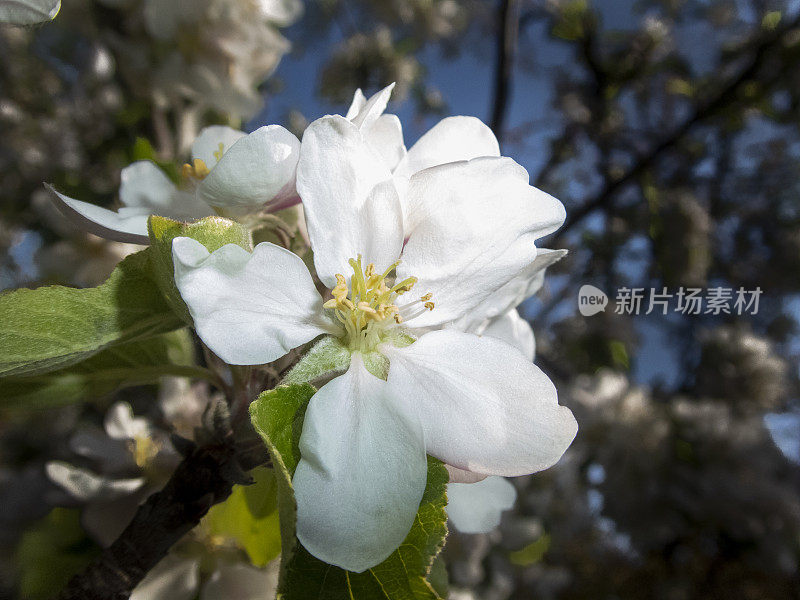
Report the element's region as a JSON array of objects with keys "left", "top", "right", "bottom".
[
  {"left": 489, "top": 0, "right": 521, "bottom": 142},
  {"left": 55, "top": 436, "right": 269, "bottom": 600}
]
